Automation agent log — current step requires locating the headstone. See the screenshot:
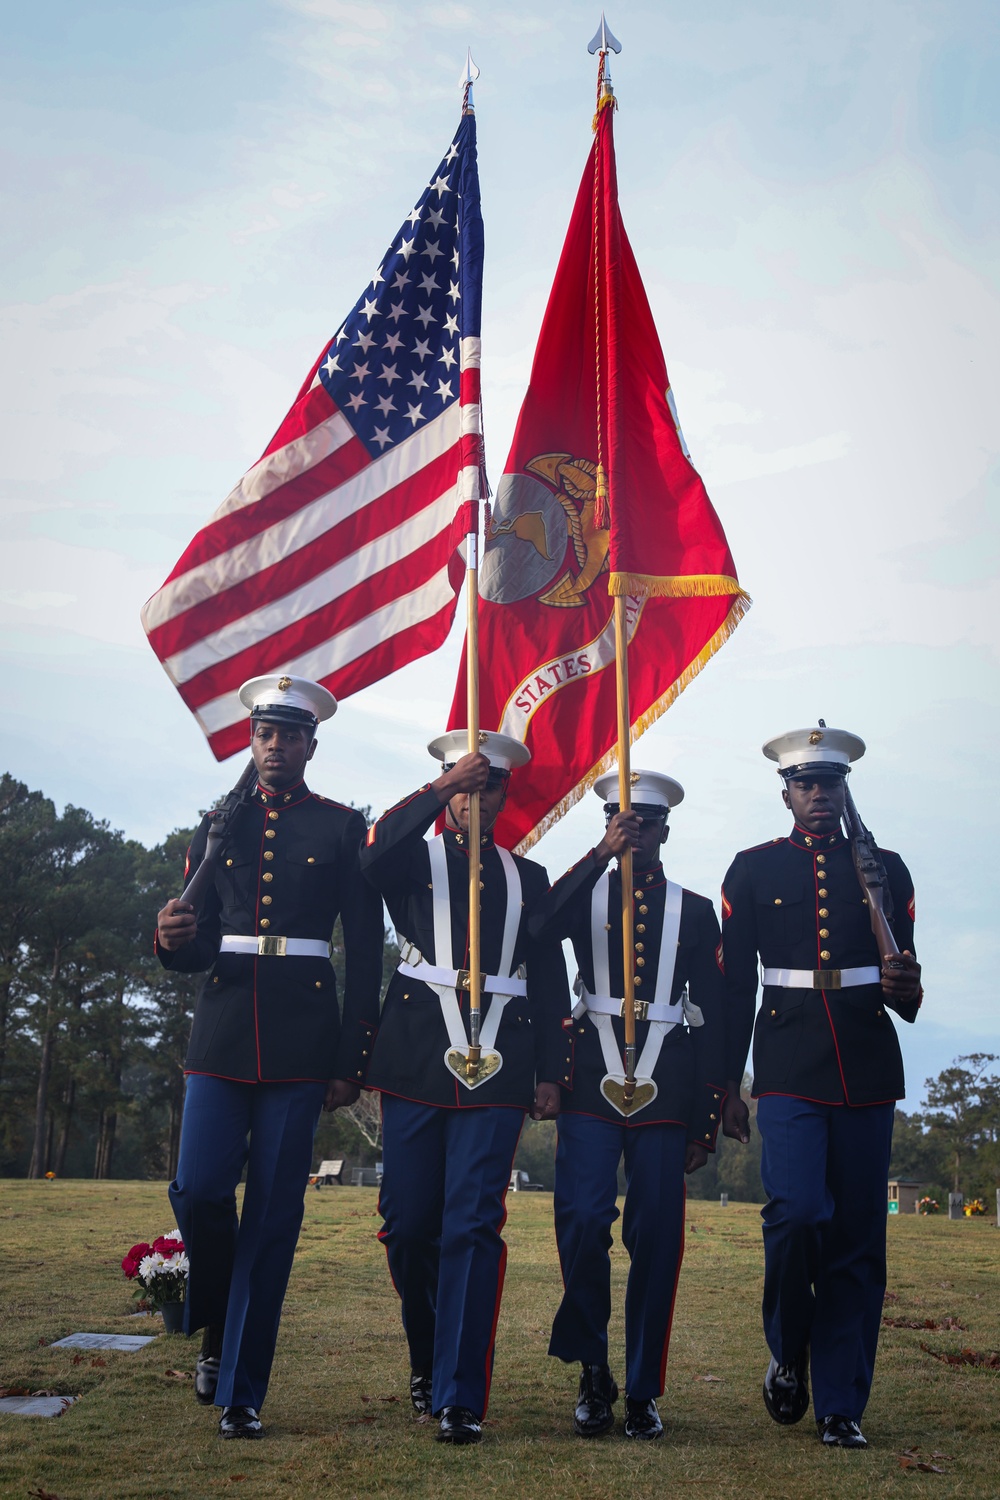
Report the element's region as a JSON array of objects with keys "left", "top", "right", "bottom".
[
  {"left": 50, "top": 1333, "right": 156, "bottom": 1351},
  {"left": 719, "top": 1193, "right": 729, "bottom": 1208},
  {"left": 0, "top": 1396, "right": 76, "bottom": 1417},
  {"left": 948, "top": 1193, "right": 963, "bottom": 1221}
]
